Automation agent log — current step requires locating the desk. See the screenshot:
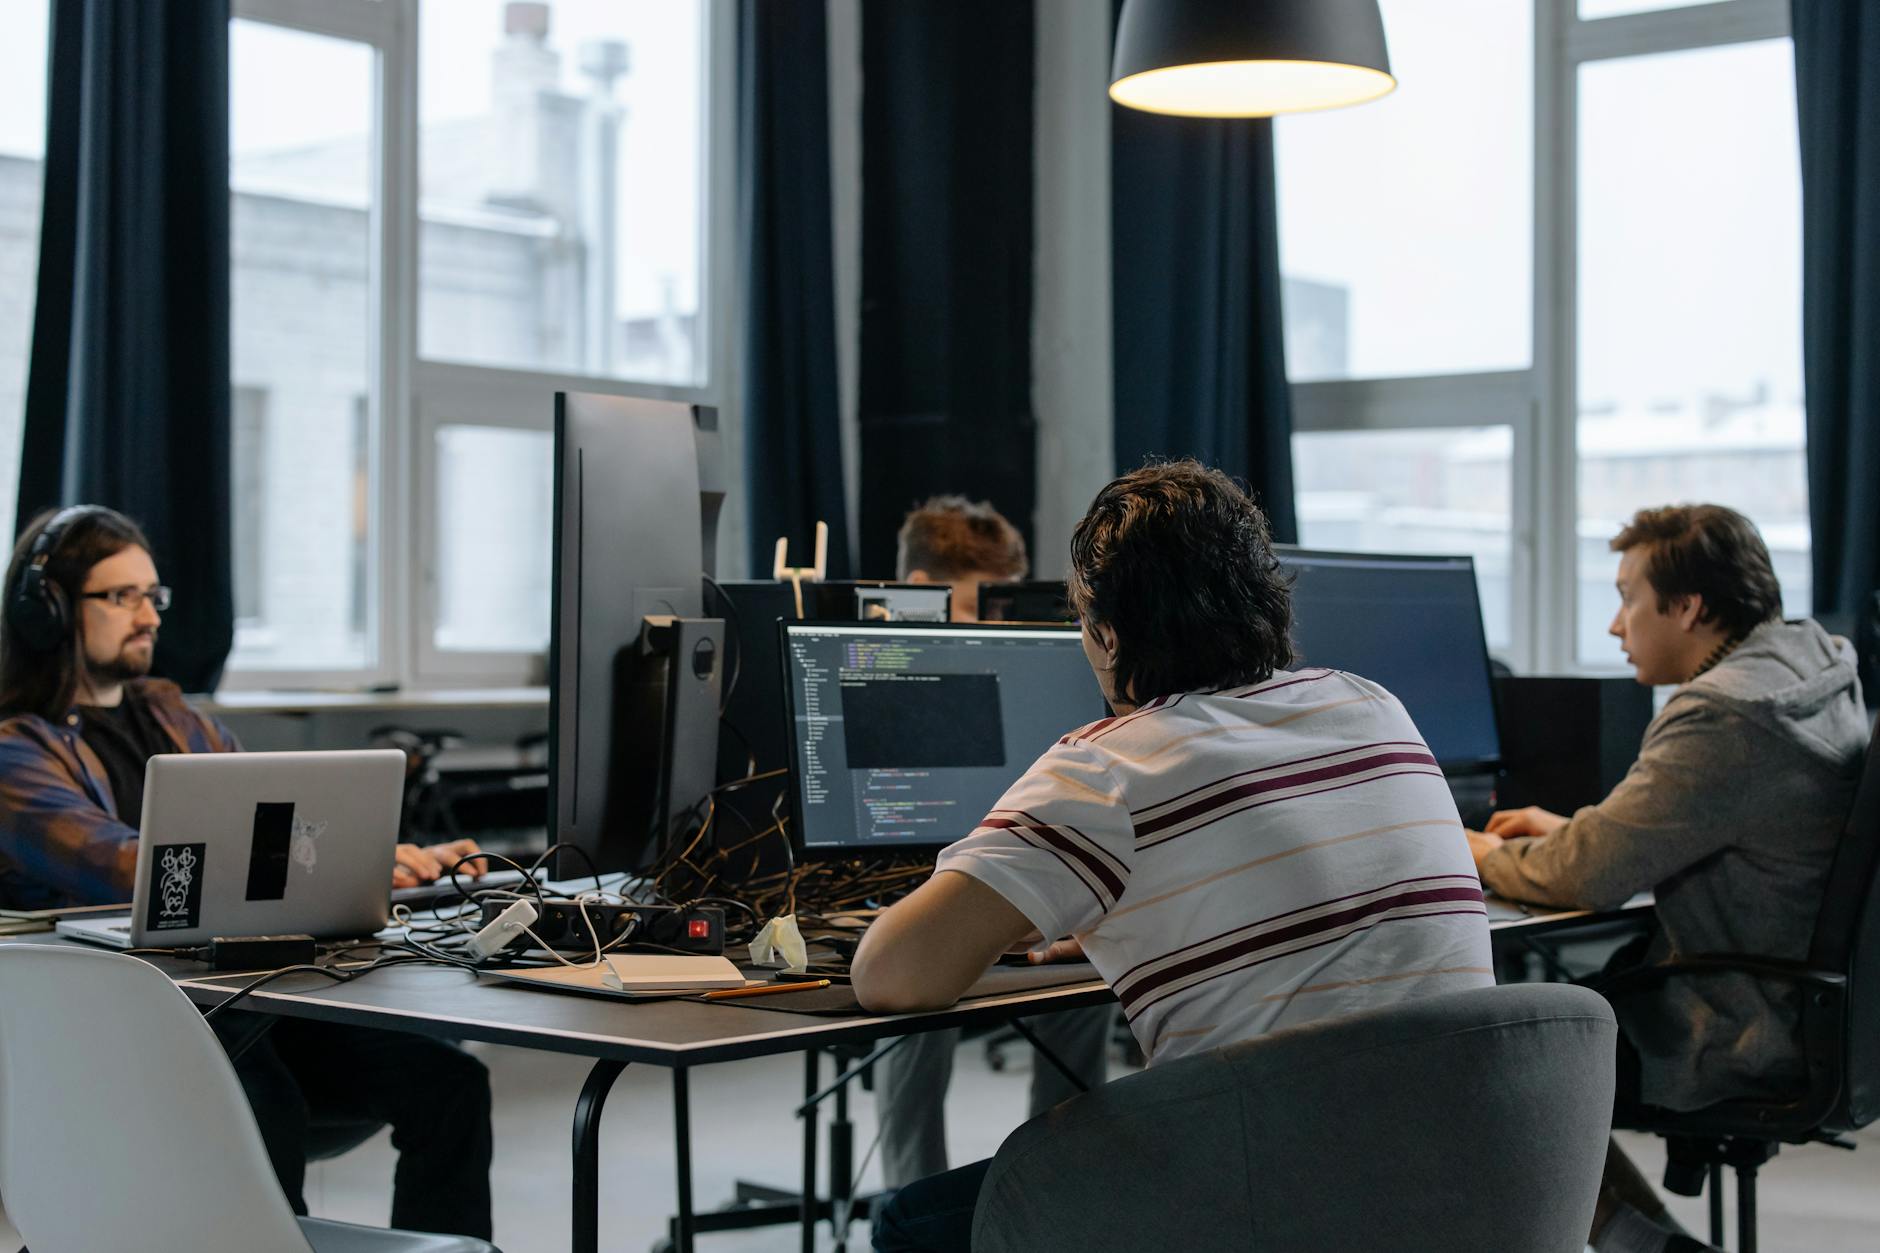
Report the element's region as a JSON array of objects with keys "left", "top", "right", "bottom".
[
  {"left": 1486, "top": 891, "right": 1654, "bottom": 937},
  {"left": 17, "top": 896, "right": 1653, "bottom": 1253},
  {"left": 151, "top": 949, "right": 1112, "bottom": 1253}
]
